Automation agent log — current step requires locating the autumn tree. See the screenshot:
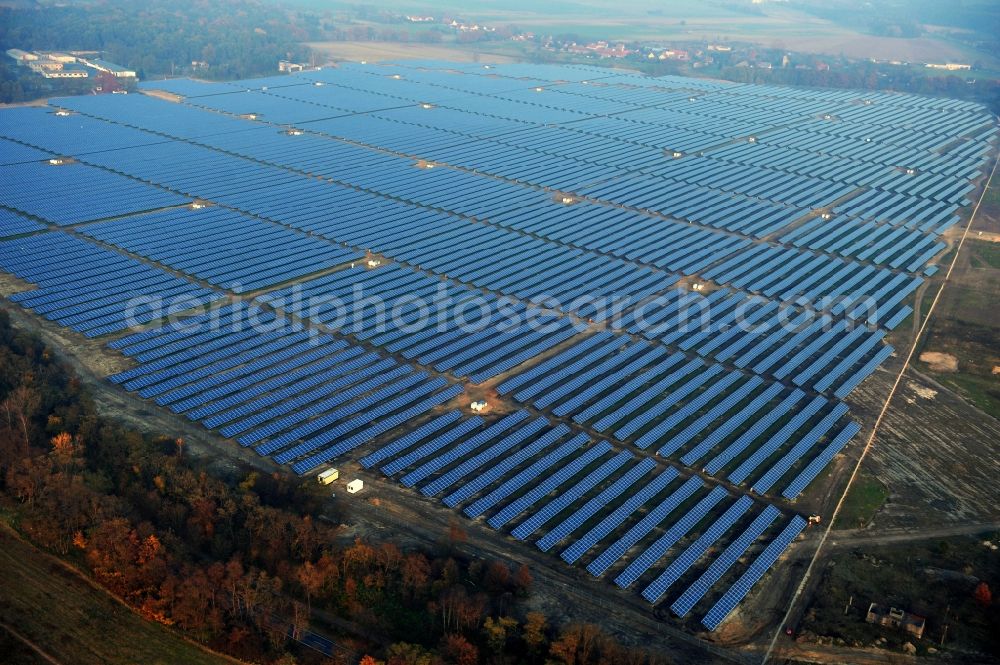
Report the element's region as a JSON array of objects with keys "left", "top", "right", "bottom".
[
  {"left": 522, "top": 611, "right": 549, "bottom": 657},
  {"left": 974, "top": 581, "right": 993, "bottom": 608},
  {"left": 513, "top": 564, "right": 533, "bottom": 596},
  {"left": 50, "top": 431, "right": 73, "bottom": 456},
  {"left": 483, "top": 561, "right": 511, "bottom": 593},
  {"left": 297, "top": 560, "right": 325, "bottom": 613},
  {"left": 548, "top": 623, "right": 611, "bottom": 665},
  {"left": 2, "top": 384, "right": 39, "bottom": 455},
  {"left": 85, "top": 519, "right": 169, "bottom": 601},
  {"left": 386, "top": 642, "right": 435, "bottom": 665},
  {"left": 401, "top": 552, "right": 431, "bottom": 600},
  {"left": 439, "top": 633, "right": 478, "bottom": 665},
  {"left": 437, "top": 586, "right": 487, "bottom": 633},
  {"left": 483, "top": 615, "right": 518, "bottom": 657}
]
